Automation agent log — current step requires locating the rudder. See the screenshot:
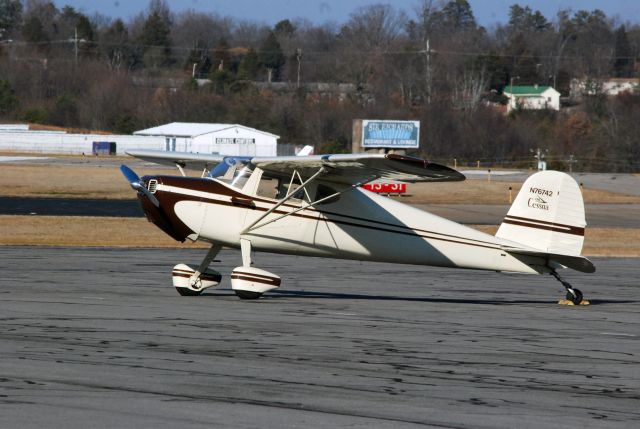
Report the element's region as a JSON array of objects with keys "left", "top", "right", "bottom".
[{"left": 496, "top": 171, "right": 586, "bottom": 256}]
